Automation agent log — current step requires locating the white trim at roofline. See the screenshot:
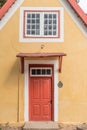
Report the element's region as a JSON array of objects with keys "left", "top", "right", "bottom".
[
  {"left": 59, "top": 0, "right": 87, "bottom": 37},
  {"left": 0, "top": 0, "right": 24, "bottom": 30},
  {"left": 24, "top": 59, "right": 58, "bottom": 121},
  {"left": 78, "top": 0, "right": 87, "bottom": 14}
]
